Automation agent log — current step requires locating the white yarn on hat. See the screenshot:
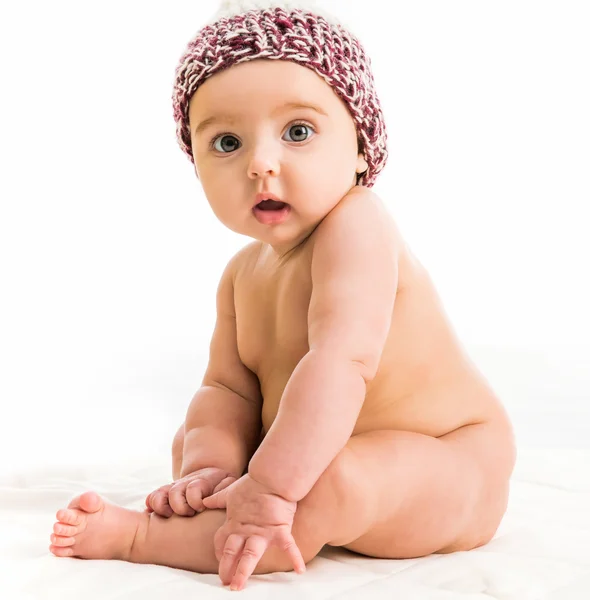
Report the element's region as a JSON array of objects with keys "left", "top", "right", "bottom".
[
  {"left": 217, "top": 0, "right": 320, "bottom": 17},
  {"left": 207, "top": 0, "right": 352, "bottom": 33}
]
